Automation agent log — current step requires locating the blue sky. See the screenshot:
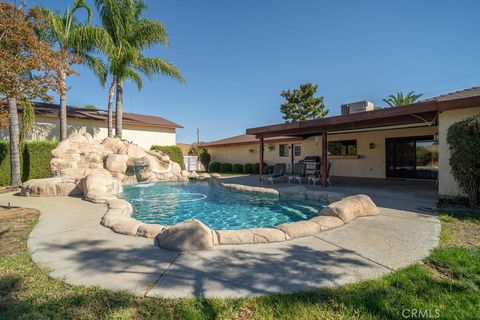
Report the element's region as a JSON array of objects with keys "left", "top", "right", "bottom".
[{"left": 23, "top": 0, "right": 480, "bottom": 143}]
